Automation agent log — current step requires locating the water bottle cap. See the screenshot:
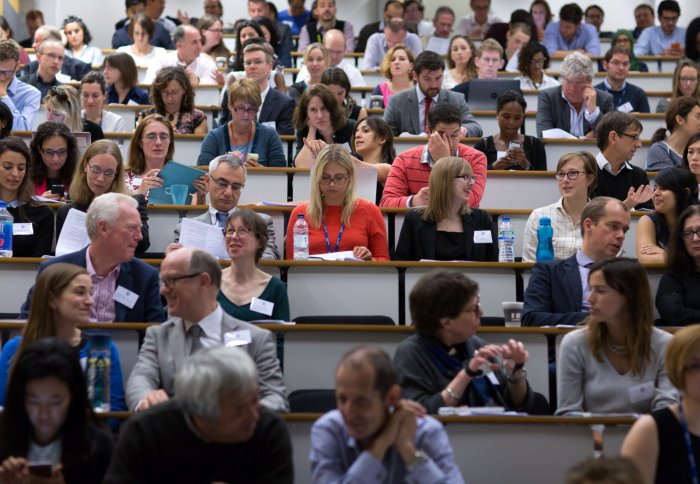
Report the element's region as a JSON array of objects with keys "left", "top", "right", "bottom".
[
  {"left": 540, "top": 217, "right": 552, "bottom": 226},
  {"left": 297, "top": 214, "right": 304, "bottom": 219},
  {"left": 502, "top": 216, "right": 510, "bottom": 222},
  {"left": 87, "top": 332, "right": 111, "bottom": 347},
  {"left": 0, "top": 201, "right": 6, "bottom": 208}
]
